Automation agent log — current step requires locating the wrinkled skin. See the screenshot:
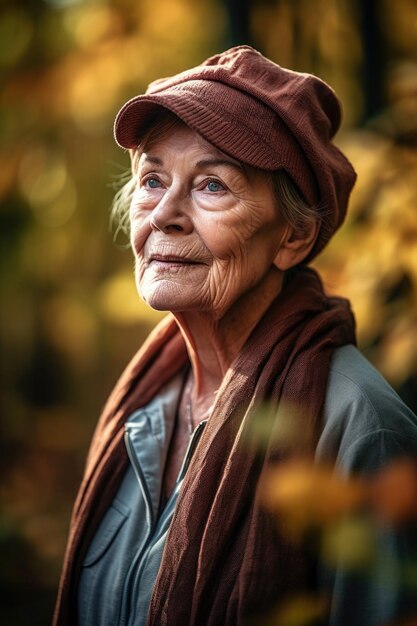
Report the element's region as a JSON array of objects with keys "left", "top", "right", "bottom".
[{"left": 129, "top": 125, "right": 289, "bottom": 321}]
